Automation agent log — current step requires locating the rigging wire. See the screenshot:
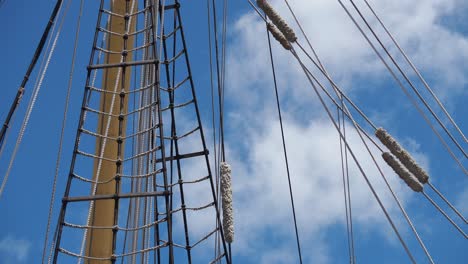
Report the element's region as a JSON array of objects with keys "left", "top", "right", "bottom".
[
  {"left": 210, "top": 0, "right": 231, "bottom": 261},
  {"left": 221, "top": 0, "right": 231, "bottom": 261},
  {"left": 290, "top": 47, "right": 417, "bottom": 263},
  {"left": 345, "top": 0, "right": 467, "bottom": 159},
  {"left": 0, "top": 0, "right": 70, "bottom": 199},
  {"left": 245, "top": 2, "right": 458, "bottom": 251},
  {"left": 298, "top": 42, "right": 465, "bottom": 258},
  {"left": 280, "top": 1, "right": 357, "bottom": 260},
  {"left": 293, "top": 42, "right": 435, "bottom": 263},
  {"left": 0, "top": 0, "right": 64, "bottom": 152},
  {"left": 41, "top": 0, "right": 84, "bottom": 263},
  {"left": 211, "top": 0, "right": 227, "bottom": 163},
  {"left": 245, "top": 3, "right": 434, "bottom": 258},
  {"left": 337, "top": 108, "right": 356, "bottom": 263},
  {"left": 334, "top": 0, "right": 468, "bottom": 176},
  {"left": 361, "top": 0, "right": 468, "bottom": 144},
  {"left": 206, "top": 0, "right": 222, "bottom": 260},
  {"left": 422, "top": 191, "right": 467, "bottom": 238},
  {"left": 427, "top": 182, "right": 467, "bottom": 224},
  {"left": 265, "top": 20, "right": 304, "bottom": 264}
]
